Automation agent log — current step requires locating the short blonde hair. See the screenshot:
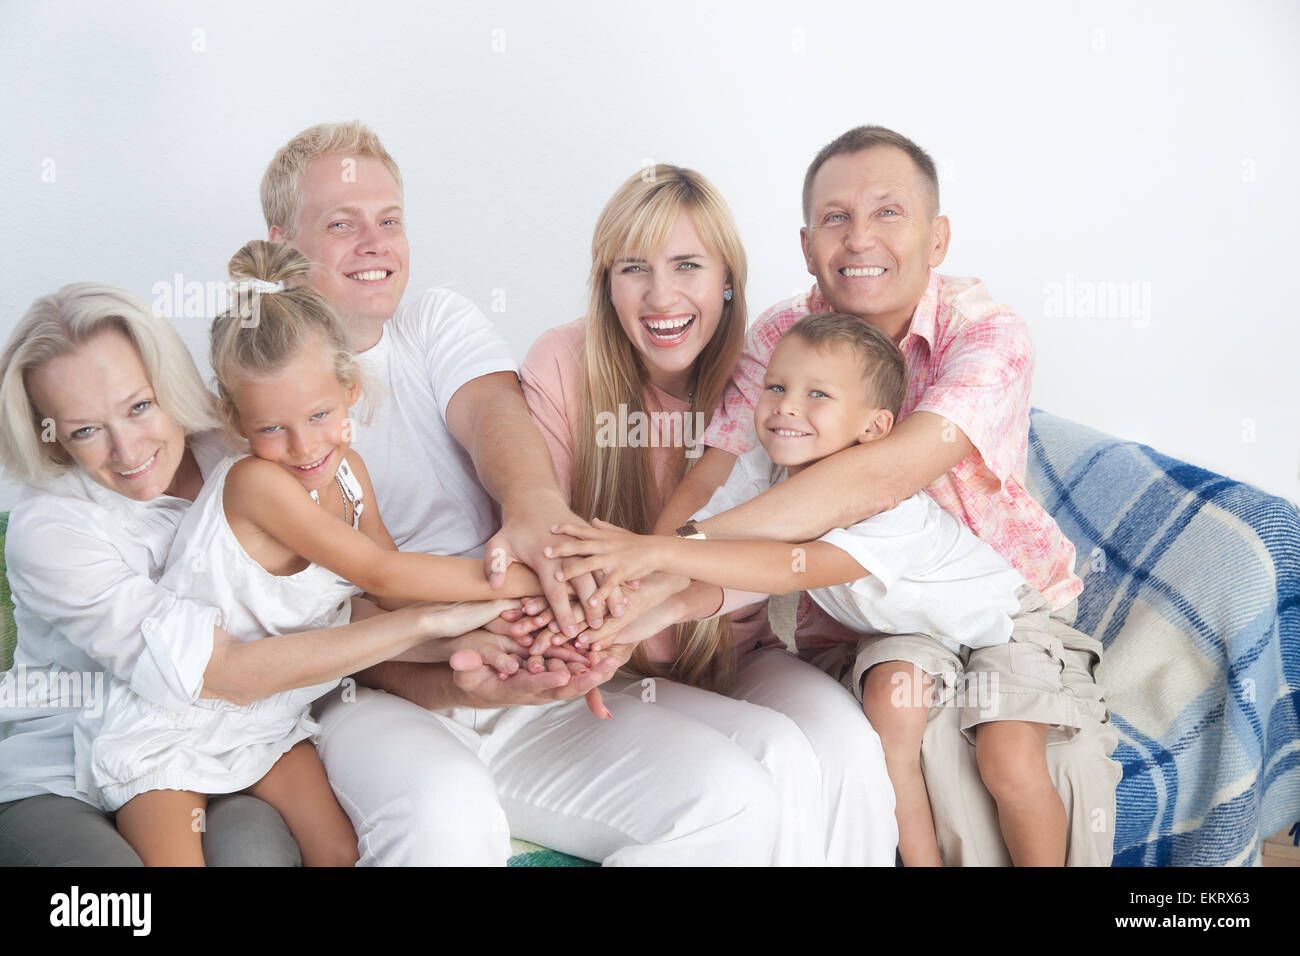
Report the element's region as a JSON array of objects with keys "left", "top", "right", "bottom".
[
  {"left": 786, "top": 312, "right": 907, "bottom": 418},
  {"left": 0, "top": 283, "right": 221, "bottom": 486},
  {"left": 211, "top": 240, "right": 367, "bottom": 442},
  {"left": 261, "top": 120, "right": 404, "bottom": 237}
]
